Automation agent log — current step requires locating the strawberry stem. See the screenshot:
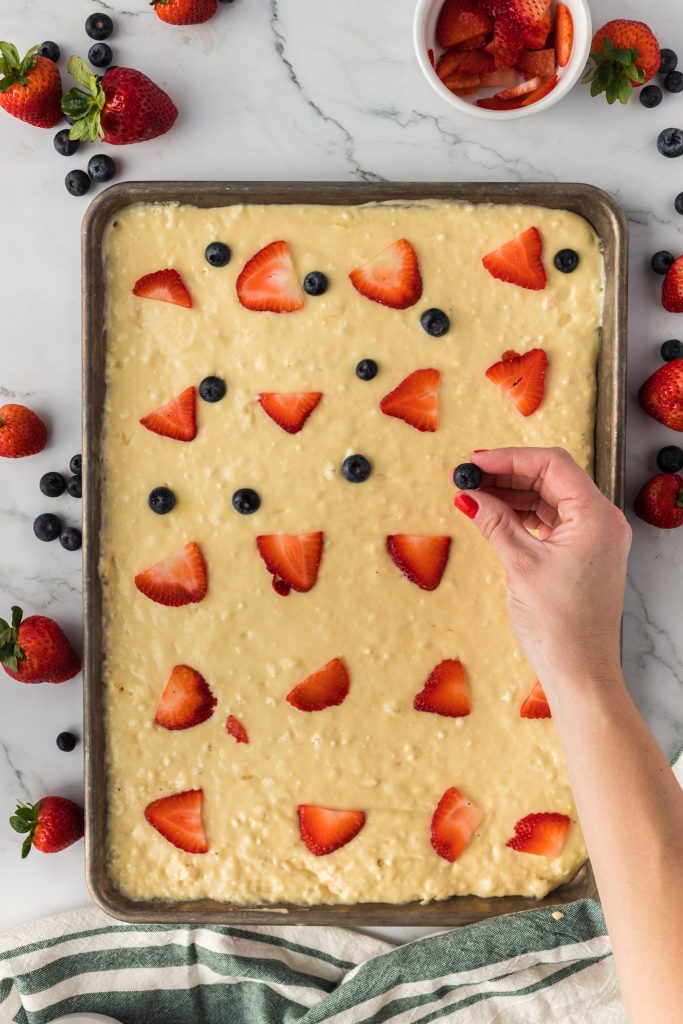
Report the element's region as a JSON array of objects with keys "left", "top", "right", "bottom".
[
  {"left": 0, "top": 42, "right": 40, "bottom": 93},
  {"left": 8, "top": 799, "right": 40, "bottom": 859},
  {"left": 0, "top": 606, "right": 24, "bottom": 674},
  {"left": 581, "top": 37, "right": 644, "bottom": 104},
  {"left": 61, "top": 56, "right": 106, "bottom": 142}
]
